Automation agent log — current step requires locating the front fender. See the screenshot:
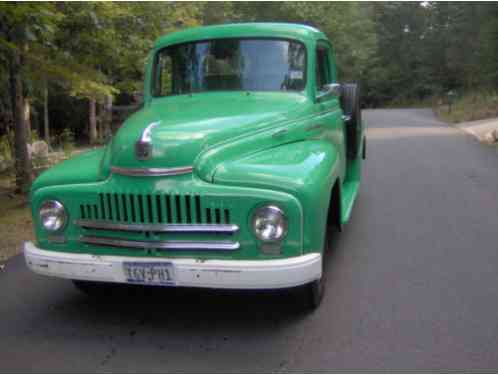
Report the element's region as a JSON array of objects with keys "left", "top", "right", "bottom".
[
  {"left": 31, "top": 148, "right": 108, "bottom": 193},
  {"left": 213, "top": 140, "right": 341, "bottom": 253}
]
